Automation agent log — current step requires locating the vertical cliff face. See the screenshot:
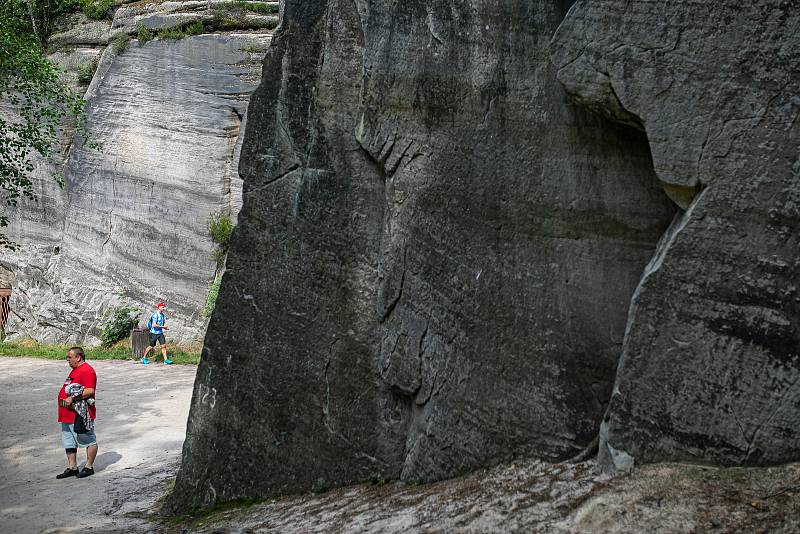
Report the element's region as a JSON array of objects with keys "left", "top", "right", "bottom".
[
  {"left": 1, "top": 3, "right": 275, "bottom": 343},
  {"left": 173, "top": 0, "right": 388, "bottom": 504},
  {"left": 170, "top": 0, "right": 676, "bottom": 509},
  {"left": 552, "top": 0, "right": 800, "bottom": 470}
]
